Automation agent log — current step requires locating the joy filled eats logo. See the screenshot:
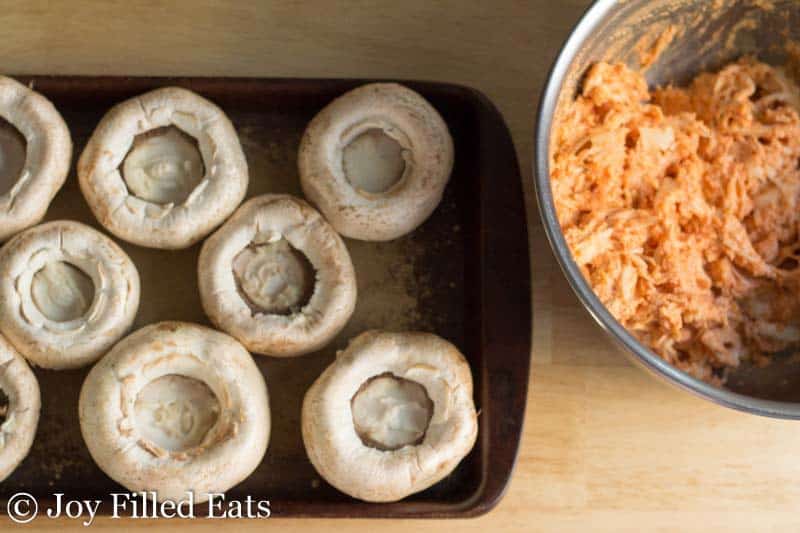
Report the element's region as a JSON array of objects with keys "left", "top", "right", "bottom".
[{"left": 5, "top": 491, "right": 271, "bottom": 526}]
